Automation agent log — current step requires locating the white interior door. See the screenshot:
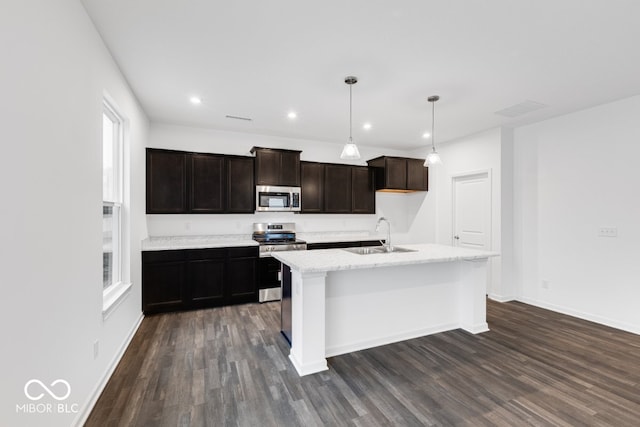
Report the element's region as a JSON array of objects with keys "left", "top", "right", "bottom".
[{"left": 452, "top": 172, "right": 491, "bottom": 250}]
